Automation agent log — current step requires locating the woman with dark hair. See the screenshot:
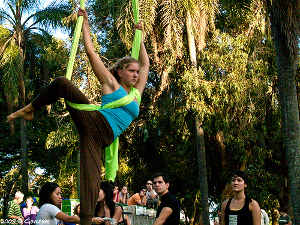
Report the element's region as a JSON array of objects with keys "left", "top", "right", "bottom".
[
  {"left": 113, "top": 185, "right": 120, "bottom": 203},
  {"left": 7, "top": 5, "right": 149, "bottom": 225},
  {"left": 36, "top": 182, "right": 102, "bottom": 225},
  {"left": 220, "top": 171, "right": 261, "bottom": 225},
  {"left": 74, "top": 204, "right": 80, "bottom": 225},
  {"left": 95, "top": 182, "right": 130, "bottom": 225}
]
